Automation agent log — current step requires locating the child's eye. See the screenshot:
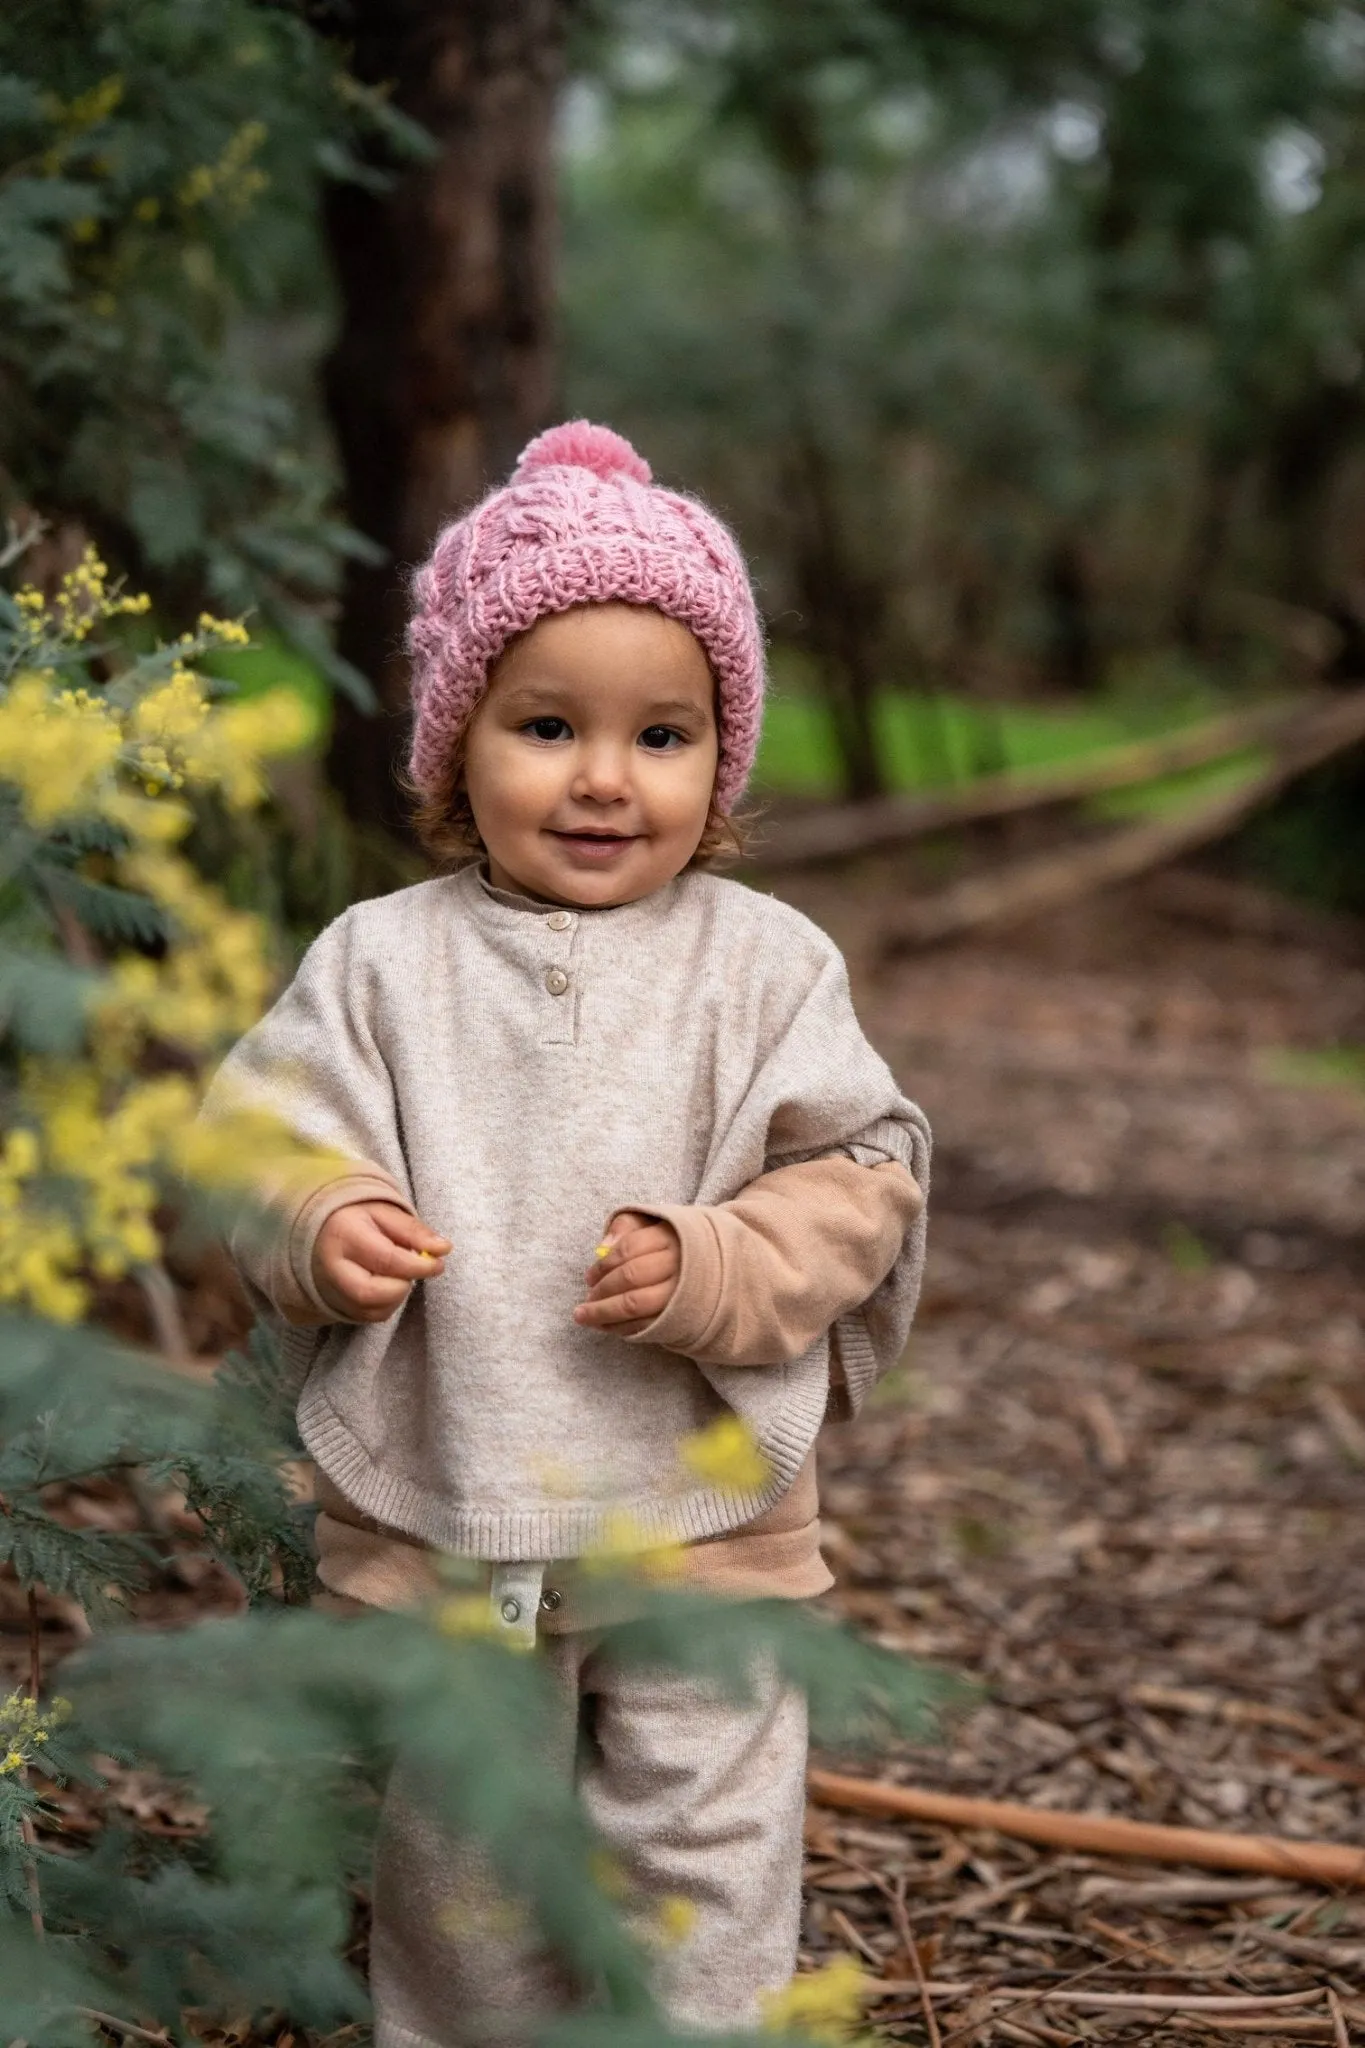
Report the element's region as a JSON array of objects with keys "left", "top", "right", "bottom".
[
  {"left": 523, "top": 717, "right": 572, "bottom": 743},
  {"left": 638, "top": 725, "right": 685, "bottom": 751}
]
